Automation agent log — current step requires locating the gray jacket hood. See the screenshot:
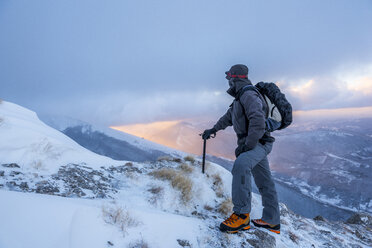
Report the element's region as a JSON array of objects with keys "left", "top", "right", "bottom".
[{"left": 227, "top": 78, "right": 253, "bottom": 98}]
